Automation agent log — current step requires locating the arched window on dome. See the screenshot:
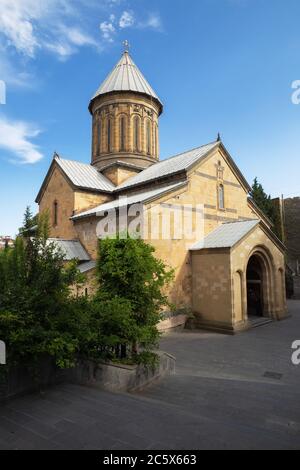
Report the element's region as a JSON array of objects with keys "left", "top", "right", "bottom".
[
  {"left": 97, "top": 119, "right": 101, "bottom": 155},
  {"left": 133, "top": 116, "right": 140, "bottom": 152},
  {"left": 107, "top": 118, "right": 113, "bottom": 153},
  {"left": 119, "top": 116, "right": 126, "bottom": 151},
  {"left": 218, "top": 184, "right": 225, "bottom": 210},
  {"left": 146, "top": 120, "right": 151, "bottom": 155}
]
